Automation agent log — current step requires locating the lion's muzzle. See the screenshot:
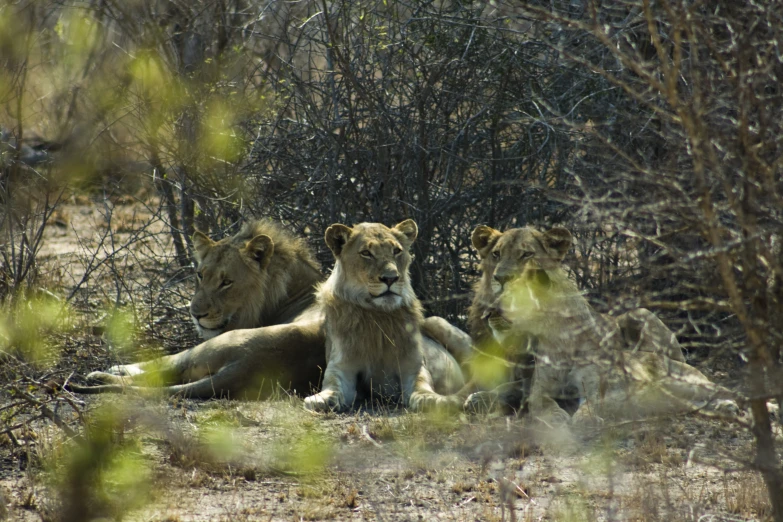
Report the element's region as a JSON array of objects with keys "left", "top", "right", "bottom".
[{"left": 483, "top": 306, "right": 512, "bottom": 332}]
